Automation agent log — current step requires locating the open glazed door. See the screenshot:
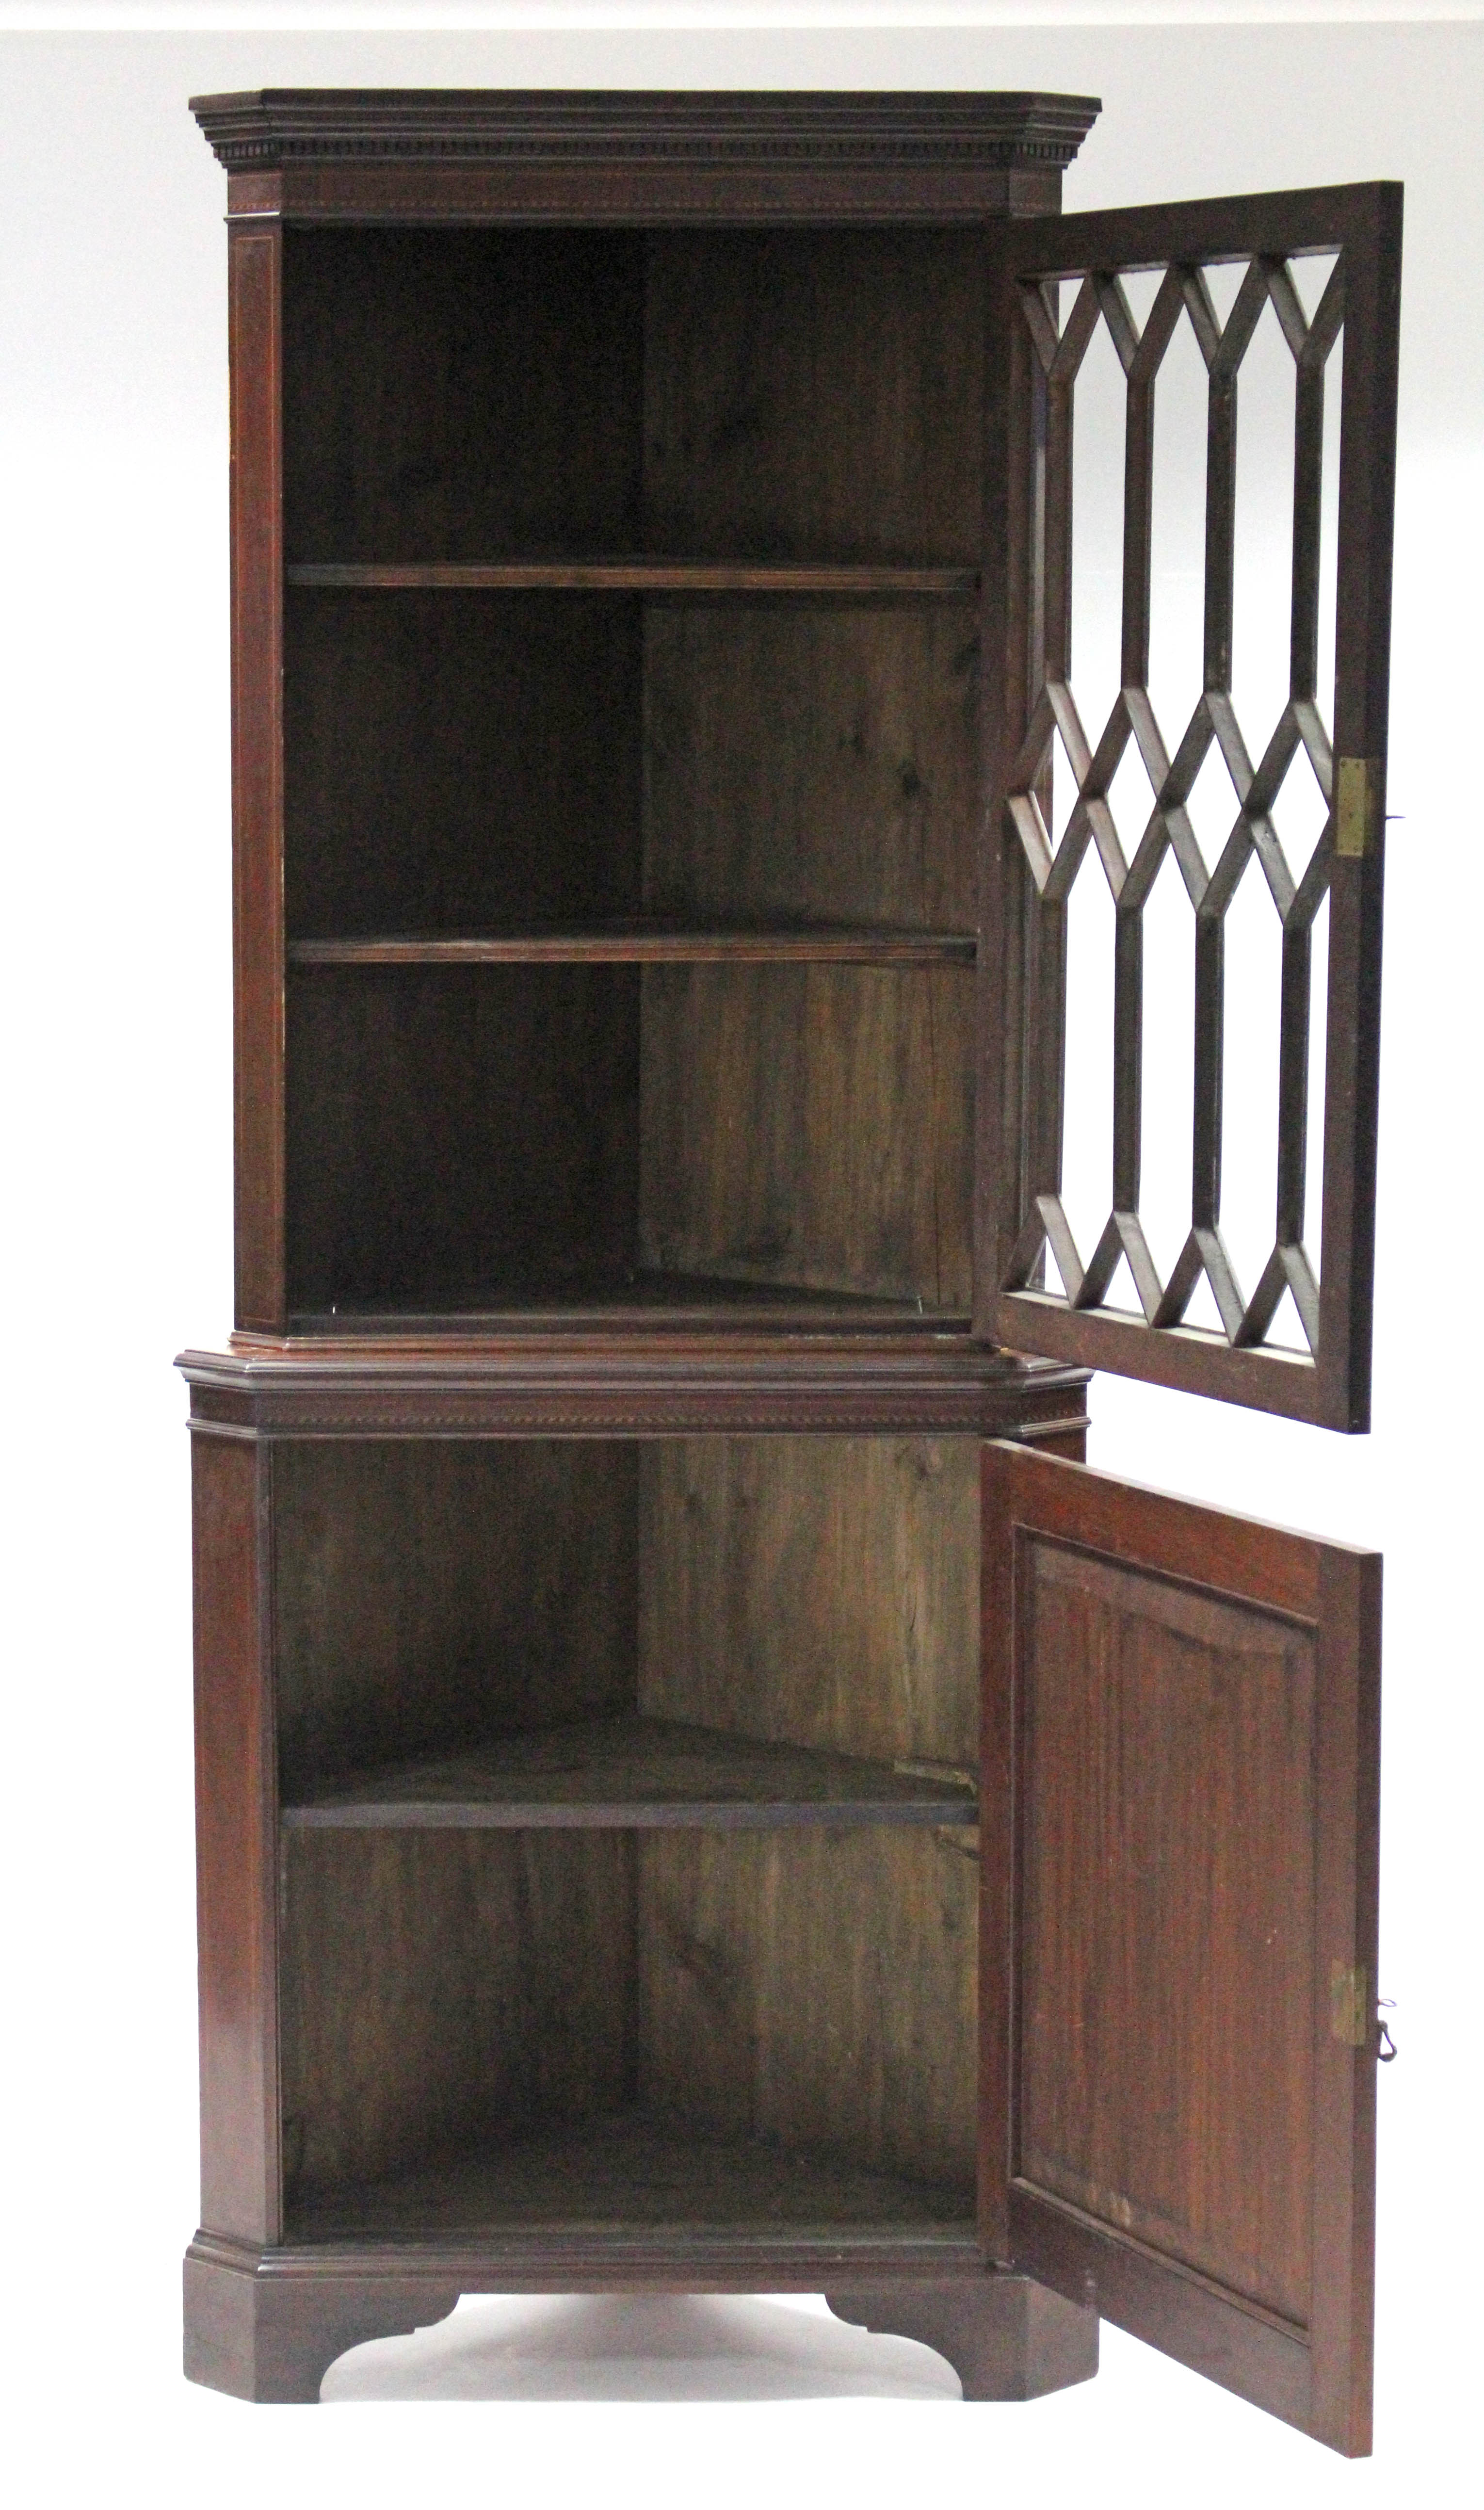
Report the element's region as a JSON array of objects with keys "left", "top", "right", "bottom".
[
  {"left": 980, "top": 1441, "right": 1381, "bottom": 2453},
  {"left": 980, "top": 185, "right": 1402, "bottom": 1428}
]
